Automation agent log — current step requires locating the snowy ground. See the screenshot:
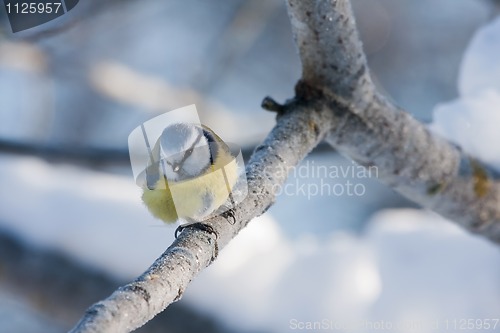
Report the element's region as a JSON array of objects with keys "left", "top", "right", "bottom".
[
  {"left": 431, "top": 16, "right": 500, "bottom": 172},
  {"left": 0, "top": 289, "right": 63, "bottom": 333},
  {"left": 0, "top": 151, "right": 499, "bottom": 333}
]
